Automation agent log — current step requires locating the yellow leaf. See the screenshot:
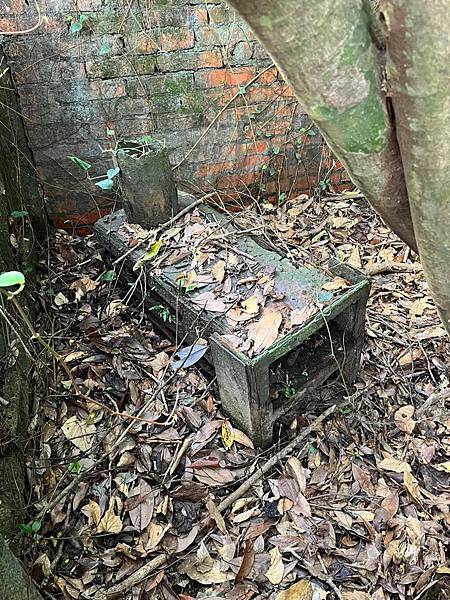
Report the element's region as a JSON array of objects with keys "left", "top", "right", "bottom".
[
  {"left": 134, "top": 240, "right": 163, "bottom": 270},
  {"left": 221, "top": 420, "right": 235, "bottom": 450},
  {"left": 61, "top": 415, "right": 96, "bottom": 452},
  {"left": 211, "top": 260, "right": 226, "bottom": 283},
  {"left": 348, "top": 245, "right": 362, "bottom": 269},
  {"left": 242, "top": 294, "right": 260, "bottom": 314},
  {"left": 275, "top": 580, "right": 313, "bottom": 600},
  {"left": 265, "top": 547, "right": 284, "bottom": 584},
  {"left": 378, "top": 456, "right": 411, "bottom": 474},
  {"left": 97, "top": 498, "right": 123, "bottom": 534},
  {"left": 322, "top": 277, "right": 348, "bottom": 291}
]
